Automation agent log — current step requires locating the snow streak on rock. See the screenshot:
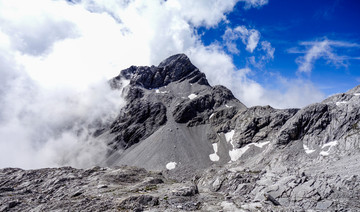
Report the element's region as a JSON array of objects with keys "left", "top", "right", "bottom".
[{"left": 209, "top": 143, "right": 220, "bottom": 161}]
